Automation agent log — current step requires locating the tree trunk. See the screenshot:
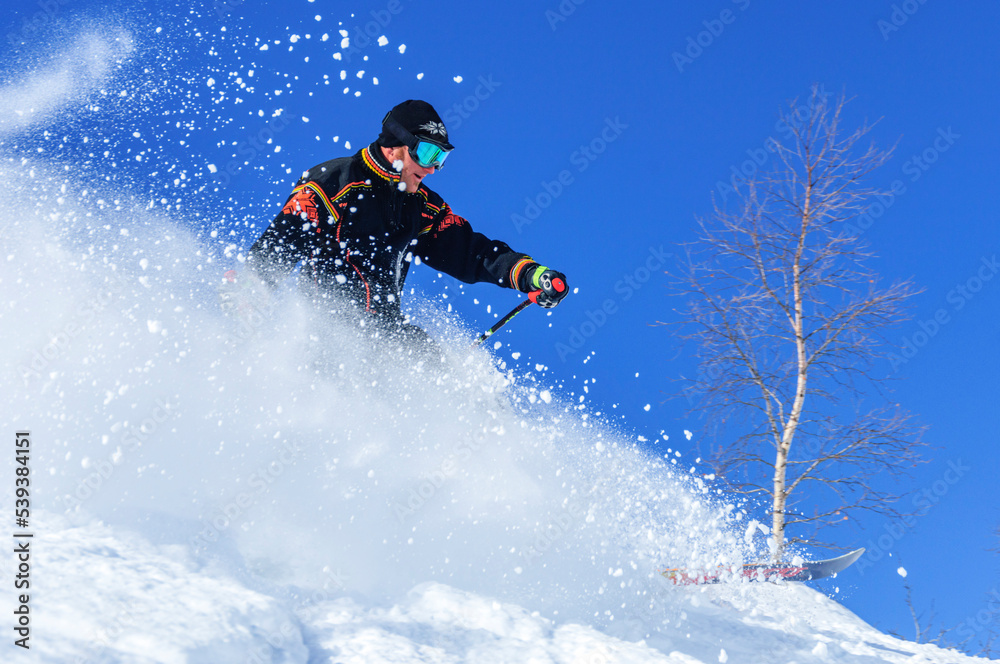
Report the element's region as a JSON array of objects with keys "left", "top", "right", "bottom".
[
  {"left": 772, "top": 205, "right": 811, "bottom": 560},
  {"left": 772, "top": 446, "right": 788, "bottom": 559}
]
